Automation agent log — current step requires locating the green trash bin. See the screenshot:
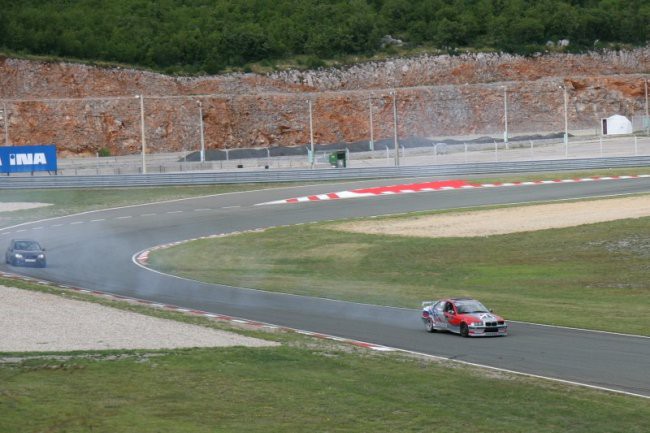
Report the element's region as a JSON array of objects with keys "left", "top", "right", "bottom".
[{"left": 329, "top": 150, "right": 347, "bottom": 168}]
